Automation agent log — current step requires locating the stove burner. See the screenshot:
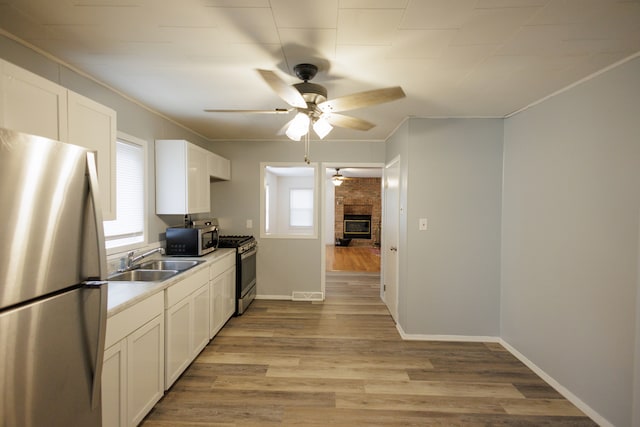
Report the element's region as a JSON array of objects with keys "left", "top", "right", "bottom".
[{"left": 218, "top": 235, "right": 254, "bottom": 248}]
